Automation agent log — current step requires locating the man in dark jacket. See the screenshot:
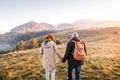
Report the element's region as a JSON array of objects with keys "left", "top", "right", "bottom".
[{"left": 62, "top": 32, "right": 87, "bottom": 80}]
